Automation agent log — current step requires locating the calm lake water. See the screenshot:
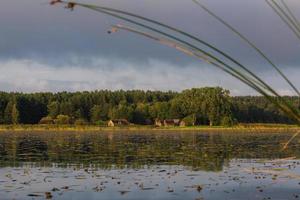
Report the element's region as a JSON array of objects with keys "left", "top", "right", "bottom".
[{"left": 0, "top": 131, "right": 300, "bottom": 200}]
